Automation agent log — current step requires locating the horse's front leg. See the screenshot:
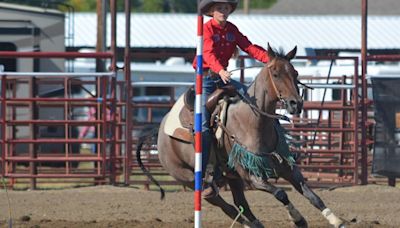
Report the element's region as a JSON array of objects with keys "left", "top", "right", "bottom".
[
  {"left": 227, "top": 178, "right": 264, "bottom": 228},
  {"left": 249, "top": 175, "right": 308, "bottom": 228},
  {"left": 205, "top": 194, "right": 258, "bottom": 227},
  {"left": 282, "top": 166, "right": 345, "bottom": 228}
]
